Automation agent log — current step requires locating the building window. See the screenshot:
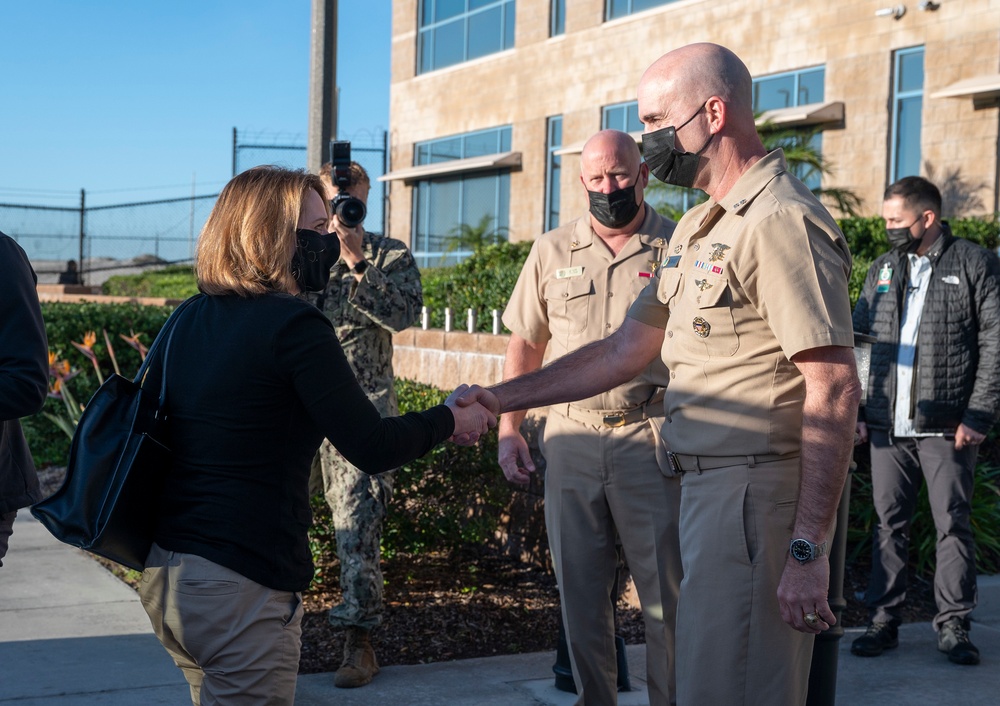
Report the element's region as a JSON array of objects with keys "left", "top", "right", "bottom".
[
  {"left": 550, "top": 0, "right": 565, "bottom": 36},
  {"left": 418, "top": 0, "right": 516, "bottom": 74},
  {"left": 412, "top": 126, "right": 512, "bottom": 267},
  {"left": 601, "top": 101, "right": 643, "bottom": 133},
  {"left": 753, "top": 66, "right": 826, "bottom": 190},
  {"left": 890, "top": 46, "right": 924, "bottom": 183},
  {"left": 606, "top": 0, "right": 673, "bottom": 21},
  {"left": 545, "top": 116, "right": 562, "bottom": 231}
]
